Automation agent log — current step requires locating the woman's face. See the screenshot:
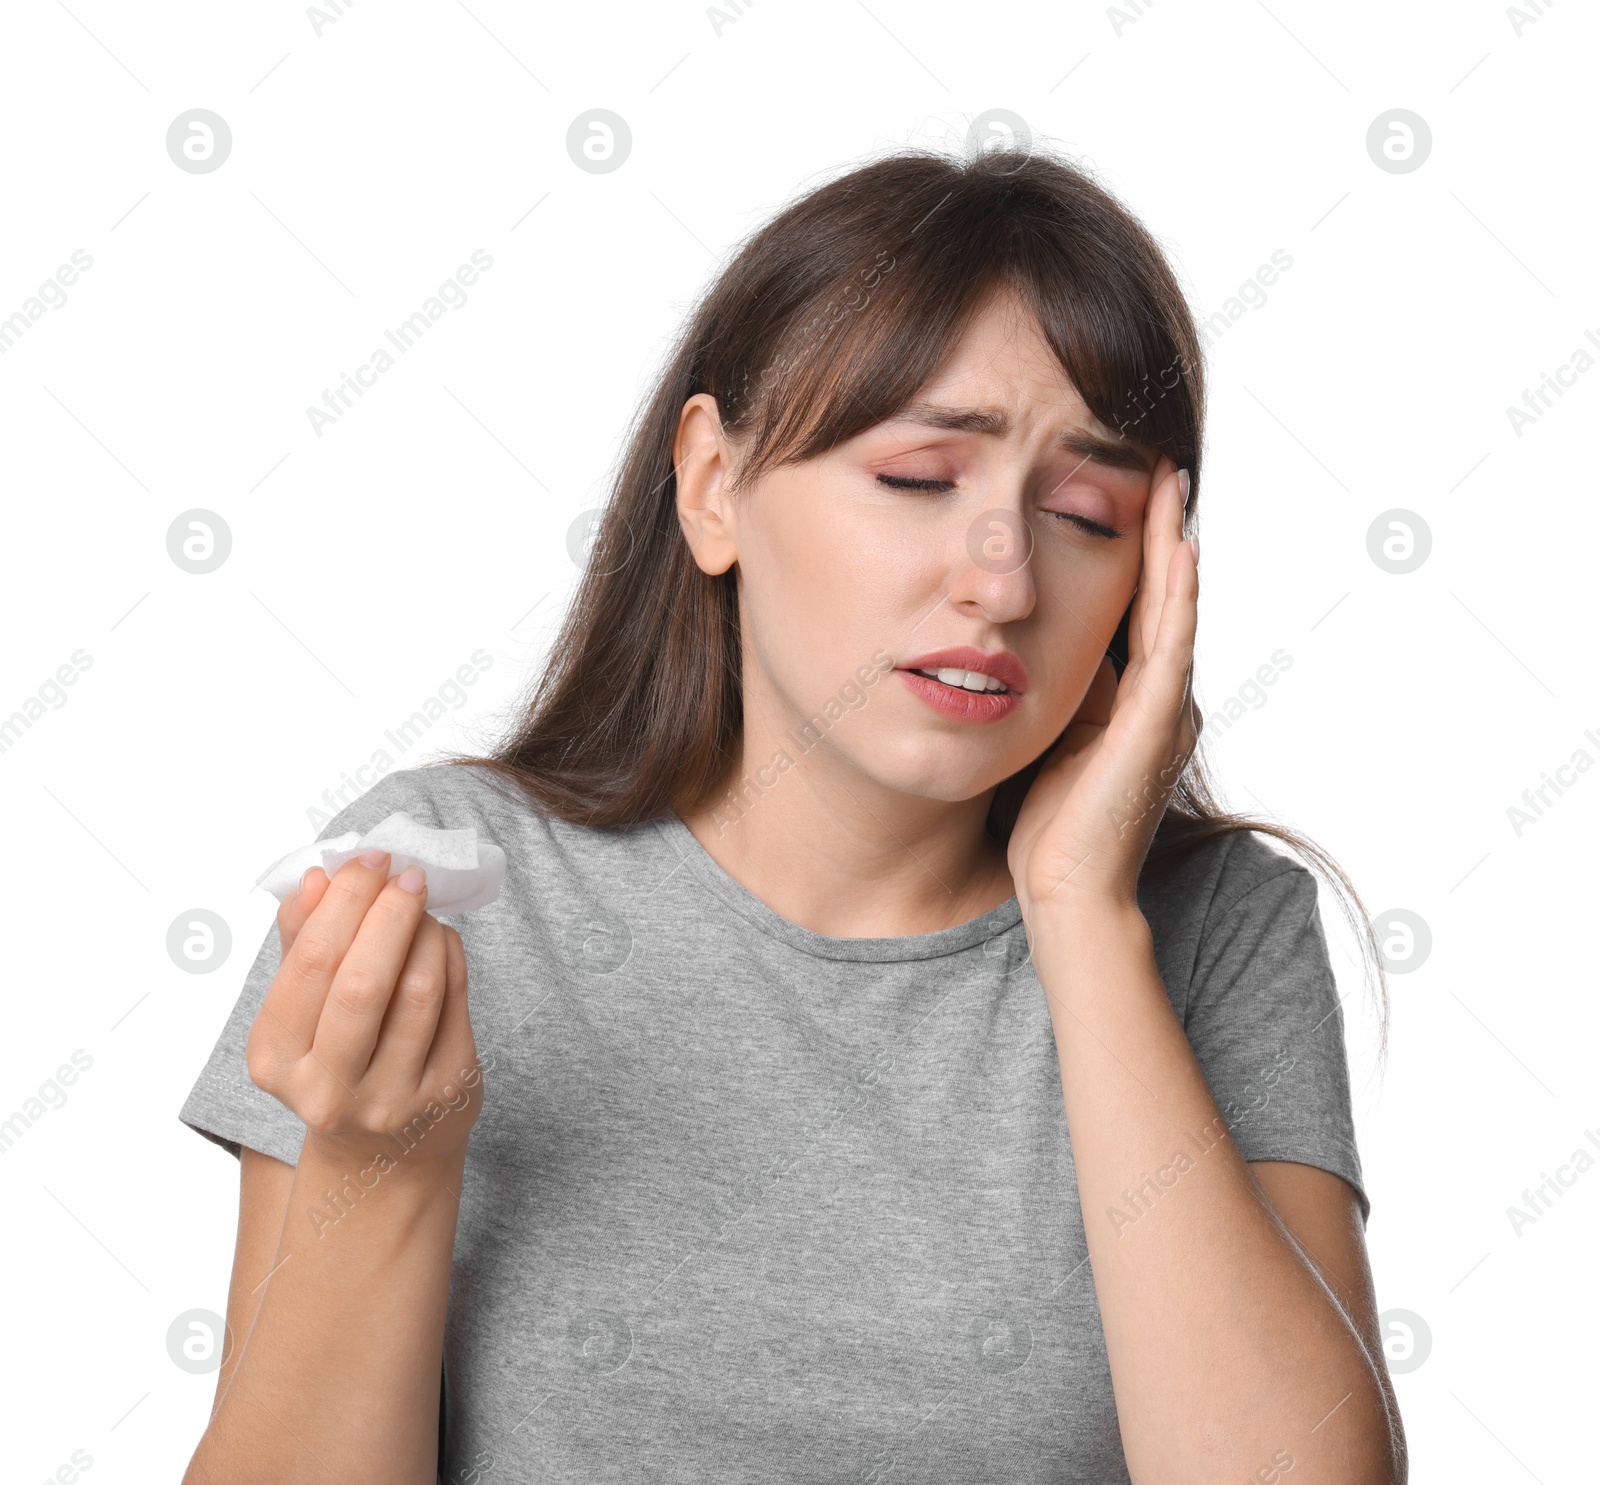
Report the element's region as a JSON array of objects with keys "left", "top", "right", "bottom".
[{"left": 678, "top": 287, "right": 1162, "bottom": 806}]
